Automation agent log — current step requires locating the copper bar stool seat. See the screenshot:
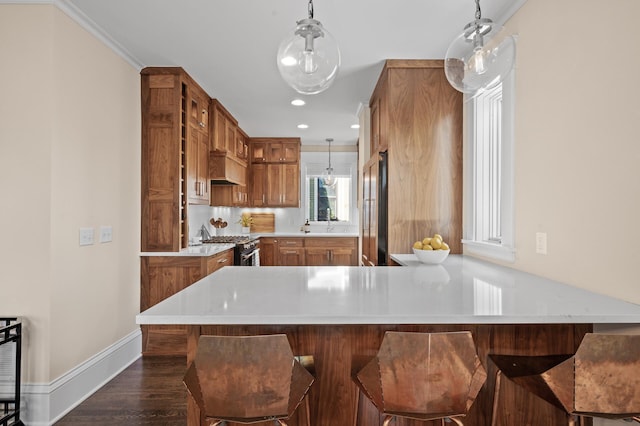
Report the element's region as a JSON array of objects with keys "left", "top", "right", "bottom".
[
  {"left": 353, "top": 331, "right": 487, "bottom": 426},
  {"left": 490, "top": 333, "right": 640, "bottom": 425},
  {"left": 183, "top": 334, "right": 314, "bottom": 426}
]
